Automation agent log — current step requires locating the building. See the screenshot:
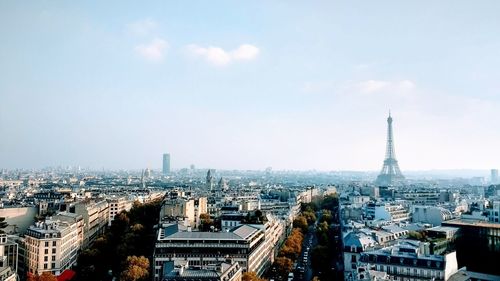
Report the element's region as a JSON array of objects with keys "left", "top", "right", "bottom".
[
  {"left": 69, "top": 200, "right": 109, "bottom": 249},
  {"left": 161, "top": 260, "right": 242, "bottom": 281},
  {"left": 153, "top": 223, "right": 269, "bottom": 281},
  {"left": 491, "top": 169, "right": 499, "bottom": 185},
  {"left": 24, "top": 213, "right": 83, "bottom": 275},
  {"left": 412, "top": 205, "right": 453, "bottom": 226},
  {"left": 357, "top": 240, "right": 458, "bottom": 281},
  {"left": 163, "top": 153, "right": 171, "bottom": 175},
  {"left": 107, "top": 197, "right": 133, "bottom": 226},
  {"left": 442, "top": 219, "right": 500, "bottom": 275},
  {"left": 159, "top": 193, "right": 207, "bottom": 229},
  {"left": 0, "top": 234, "right": 18, "bottom": 281},
  {"left": 366, "top": 203, "right": 410, "bottom": 222}
]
